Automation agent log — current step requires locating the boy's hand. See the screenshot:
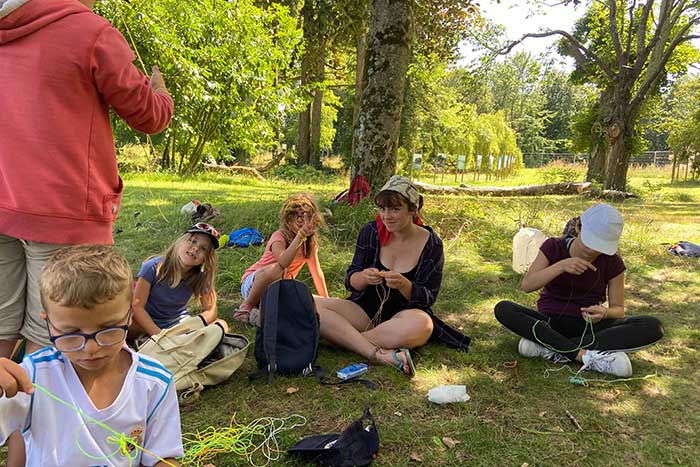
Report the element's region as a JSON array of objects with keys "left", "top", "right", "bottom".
[
  {"left": 0, "top": 358, "right": 33, "bottom": 398},
  {"left": 150, "top": 65, "right": 167, "bottom": 93}
]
